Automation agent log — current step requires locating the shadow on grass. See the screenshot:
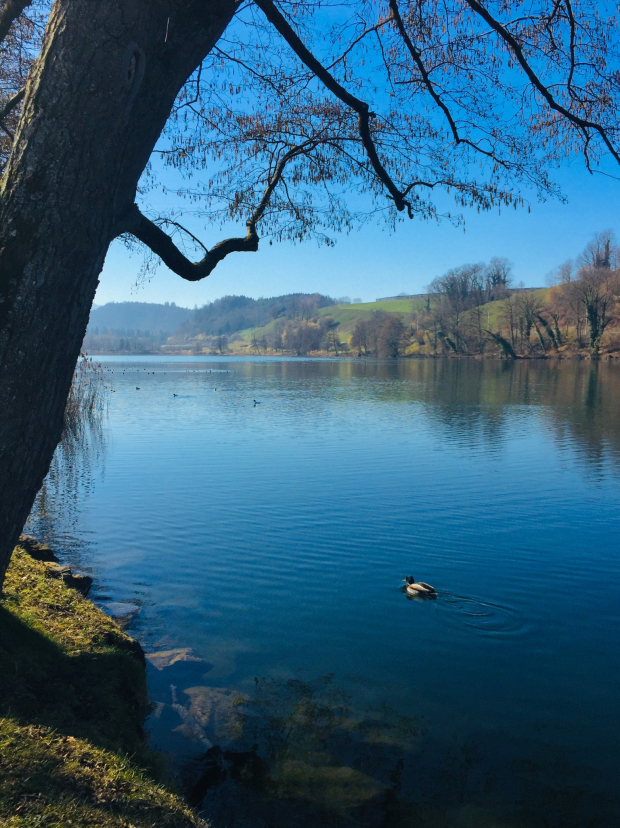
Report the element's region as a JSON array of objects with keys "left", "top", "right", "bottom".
[
  {"left": 0, "top": 603, "right": 146, "bottom": 756},
  {"left": 0, "top": 549, "right": 204, "bottom": 827}
]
